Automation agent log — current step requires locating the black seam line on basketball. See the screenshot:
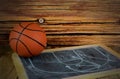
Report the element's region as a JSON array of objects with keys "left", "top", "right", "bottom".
[
  {"left": 19, "top": 23, "right": 45, "bottom": 33},
  {"left": 10, "top": 38, "right": 34, "bottom": 56},
  {"left": 15, "top": 23, "right": 34, "bottom": 54},
  {"left": 12, "top": 30, "right": 46, "bottom": 48}
]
